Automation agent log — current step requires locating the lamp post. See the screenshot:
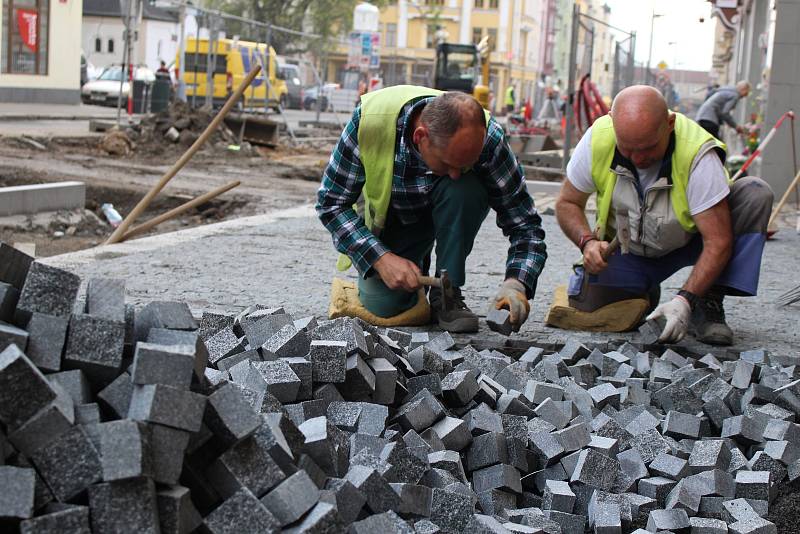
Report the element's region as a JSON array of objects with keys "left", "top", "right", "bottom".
[{"left": 646, "top": 10, "right": 664, "bottom": 77}]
